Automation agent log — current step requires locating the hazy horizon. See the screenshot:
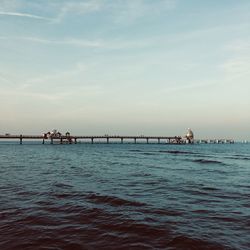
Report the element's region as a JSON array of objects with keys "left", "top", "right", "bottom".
[{"left": 1, "top": 0, "right": 250, "bottom": 140}]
